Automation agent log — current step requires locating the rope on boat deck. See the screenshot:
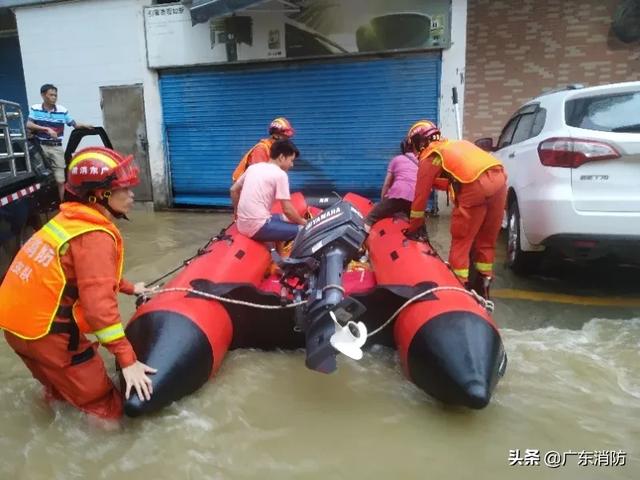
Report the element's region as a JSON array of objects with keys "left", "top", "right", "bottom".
[
  {"left": 367, "top": 286, "right": 495, "bottom": 338},
  {"left": 140, "top": 287, "right": 309, "bottom": 309},
  {"left": 140, "top": 285, "right": 494, "bottom": 336}
]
